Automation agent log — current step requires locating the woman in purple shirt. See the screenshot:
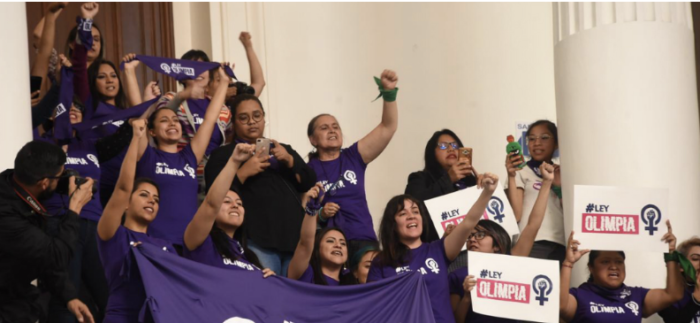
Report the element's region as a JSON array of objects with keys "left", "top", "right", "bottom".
[
  {"left": 306, "top": 69, "right": 398, "bottom": 256},
  {"left": 182, "top": 143, "right": 274, "bottom": 278},
  {"left": 288, "top": 184, "right": 356, "bottom": 286},
  {"left": 448, "top": 162, "right": 554, "bottom": 323},
  {"left": 134, "top": 66, "right": 228, "bottom": 250},
  {"left": 367, "top": 173, "right": 499, "bottom": 323},
  {"left": 560, "top": 223, "right": 684, "bottom": 323},
  {"left": 97, "top": 119, "right": 176, "bottom": 323}
]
